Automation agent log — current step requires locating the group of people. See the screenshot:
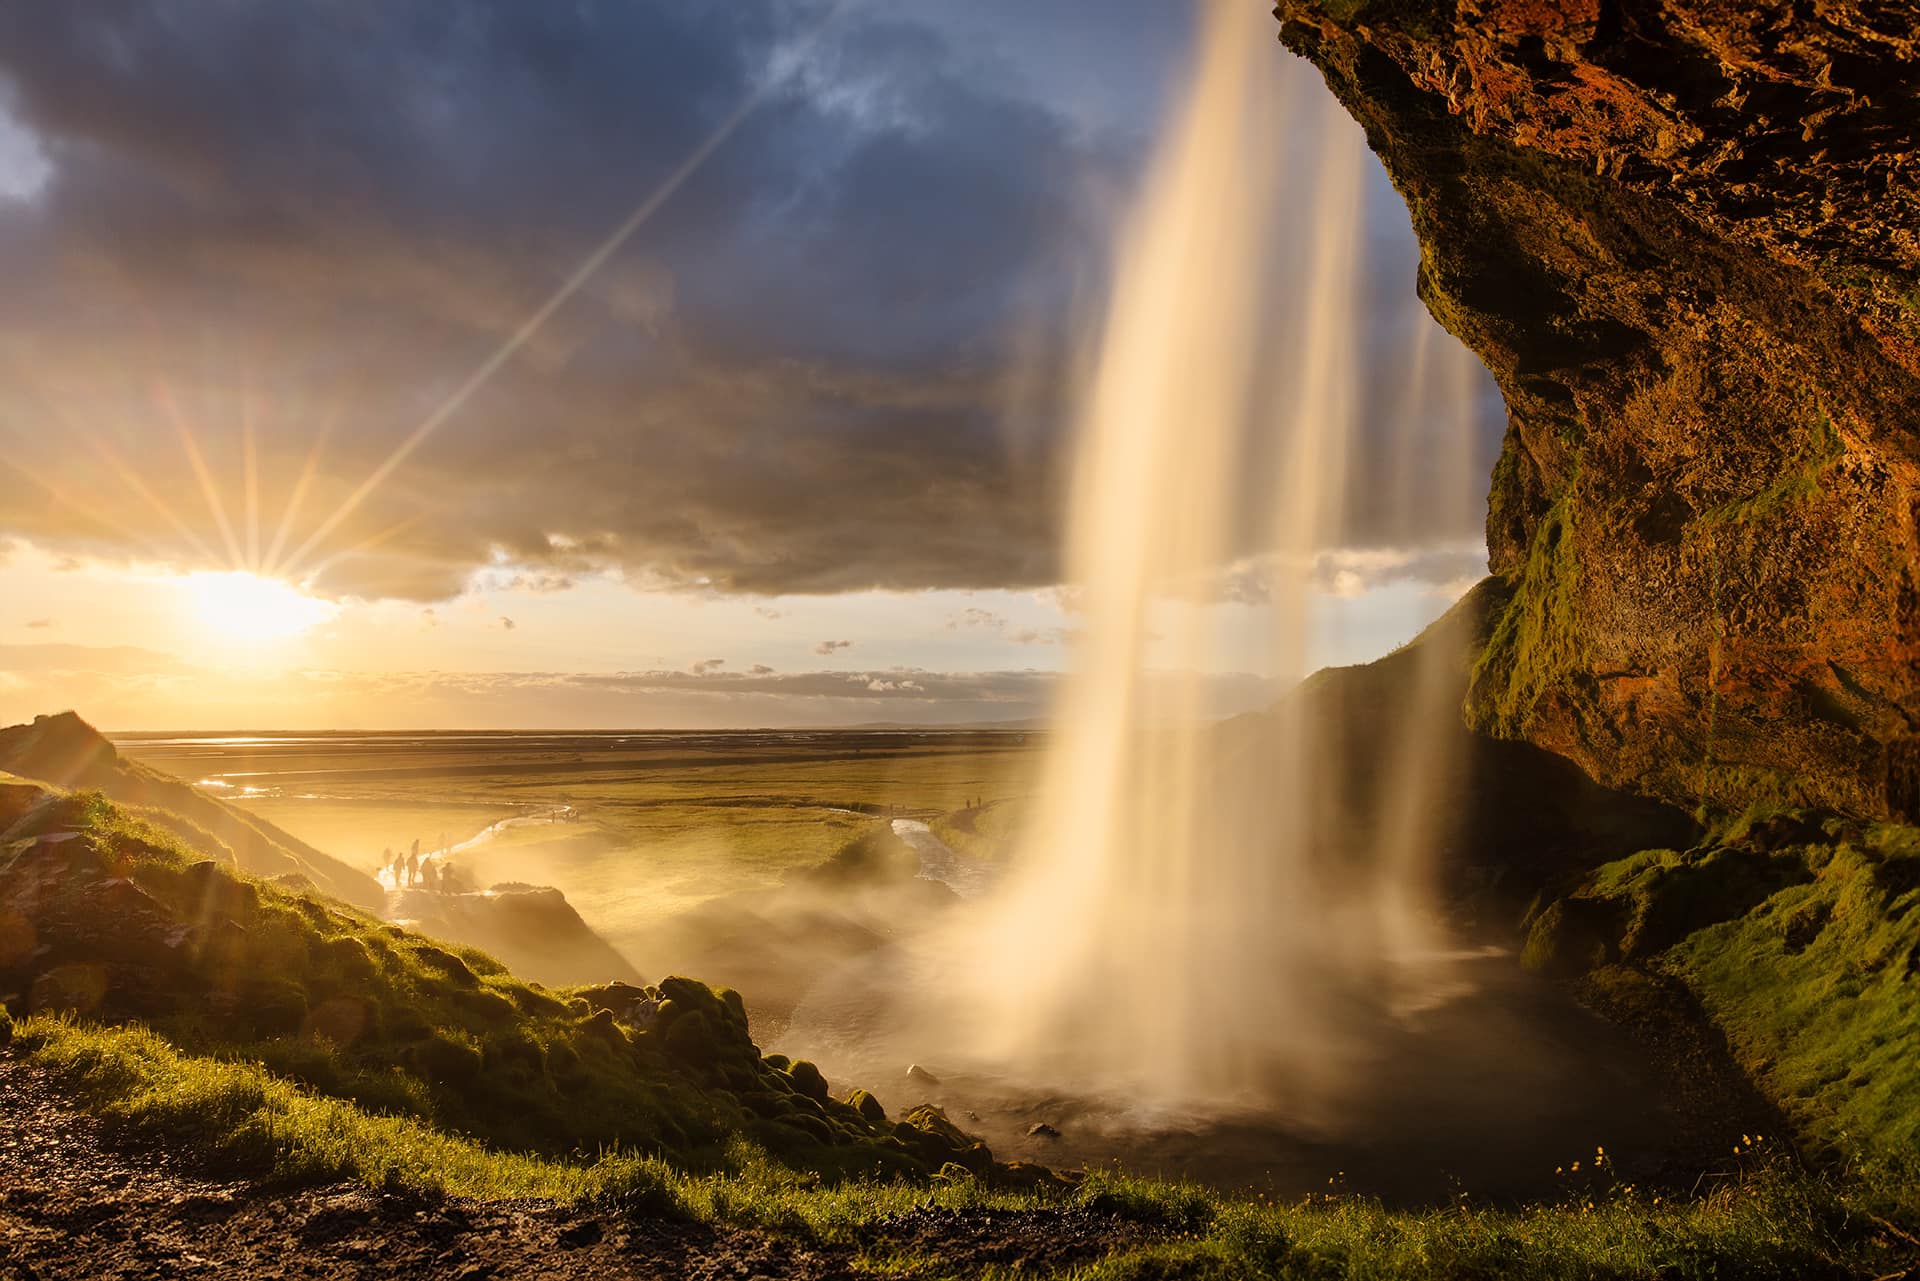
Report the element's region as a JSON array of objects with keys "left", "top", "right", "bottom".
[{"left": 380, "top": 839, "right": 471, "bottom": 896}]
